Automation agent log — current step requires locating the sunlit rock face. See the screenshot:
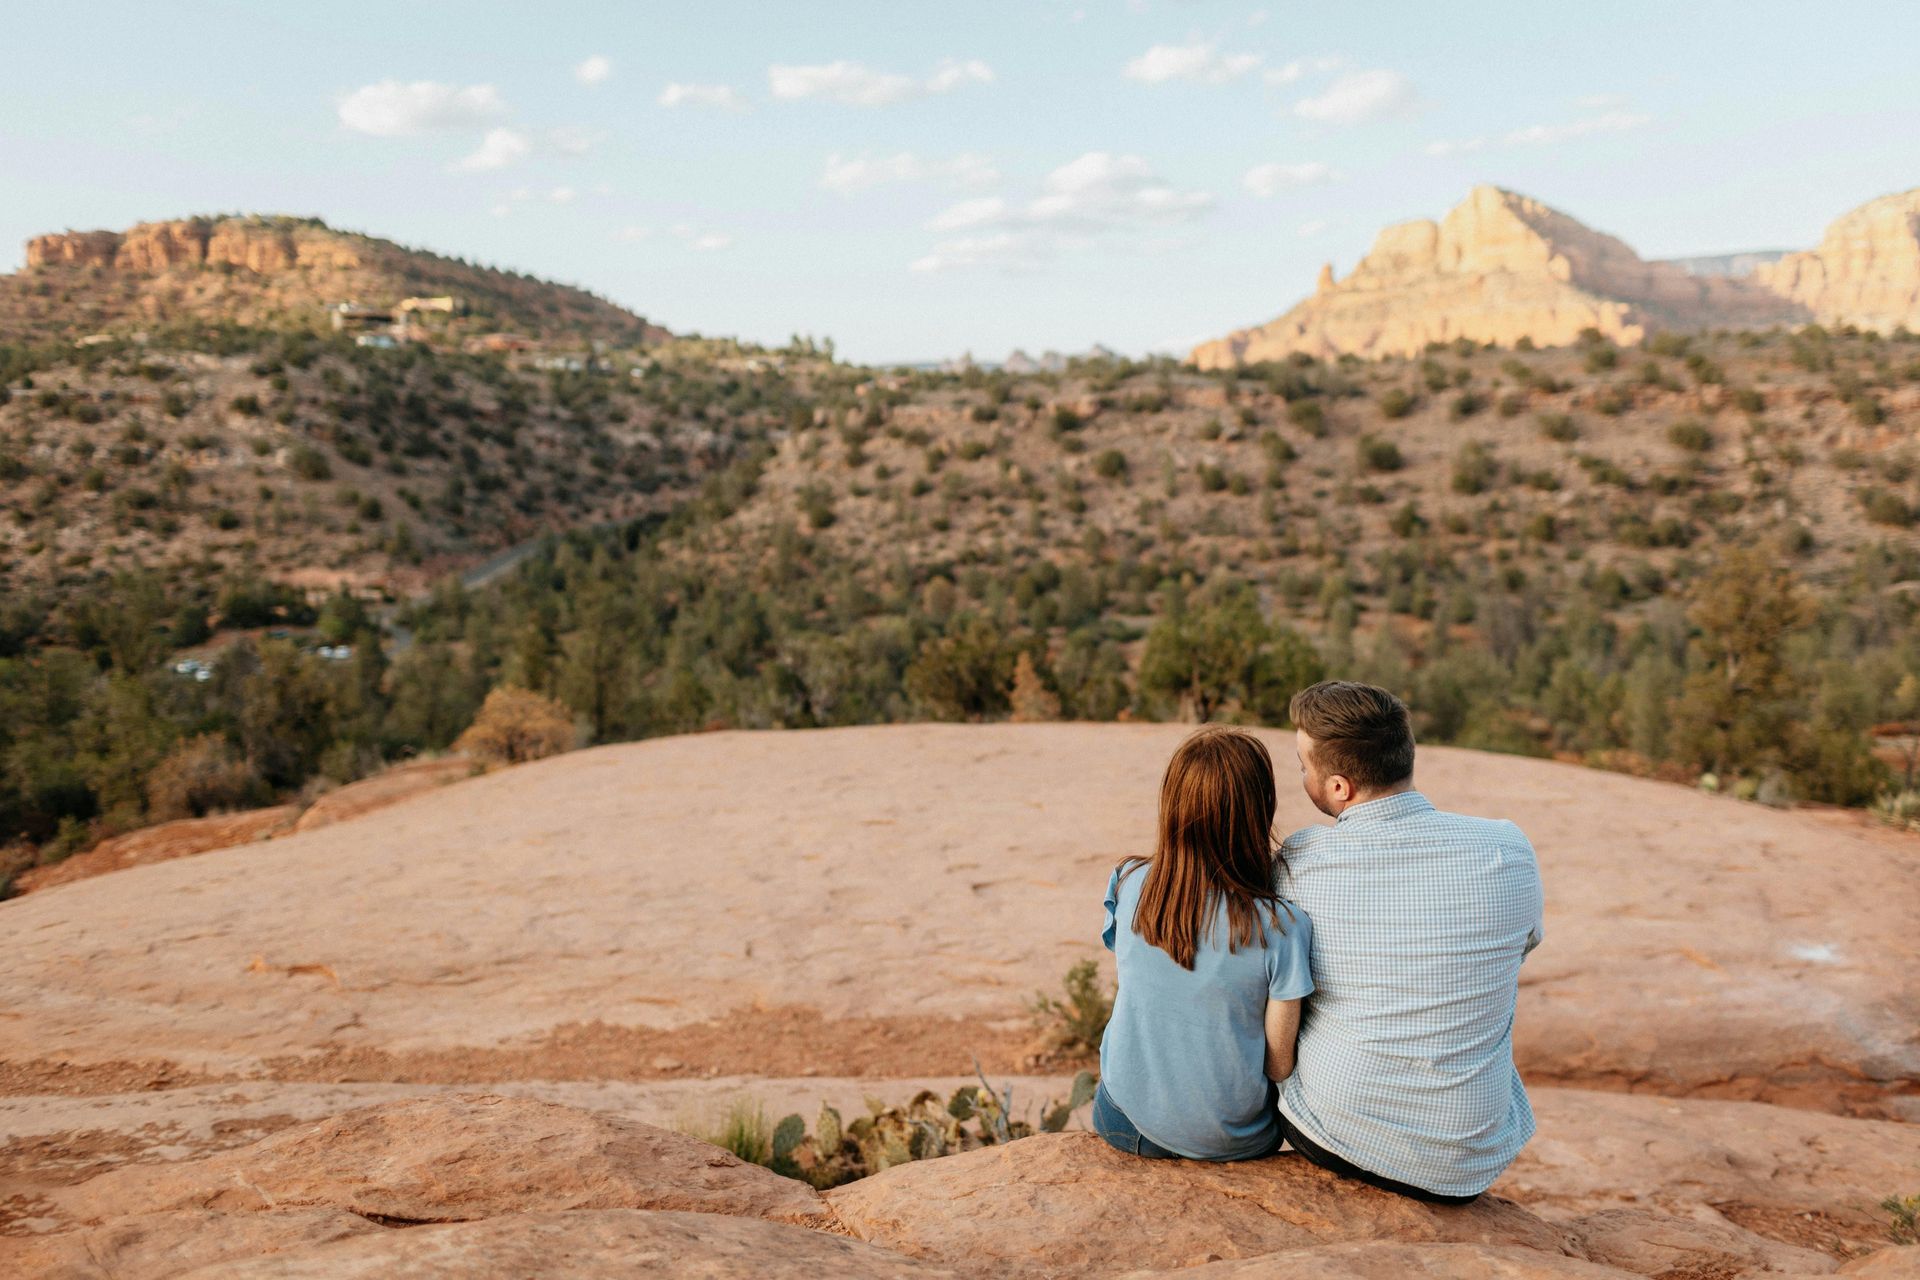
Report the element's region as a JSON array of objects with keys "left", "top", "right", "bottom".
[{"left": 1190, "top": 186, "right": 1805, "bottom": 366}]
